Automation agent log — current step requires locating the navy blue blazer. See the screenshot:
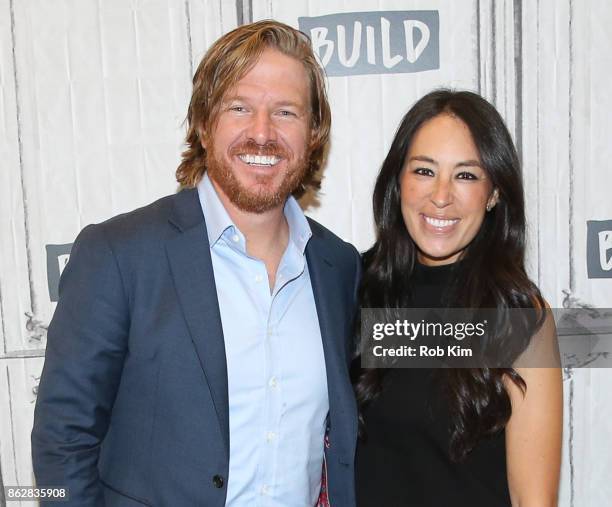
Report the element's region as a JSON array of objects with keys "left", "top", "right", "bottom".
[{"left": 32, "top": 188, "right": 361, "bottom": 507}]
